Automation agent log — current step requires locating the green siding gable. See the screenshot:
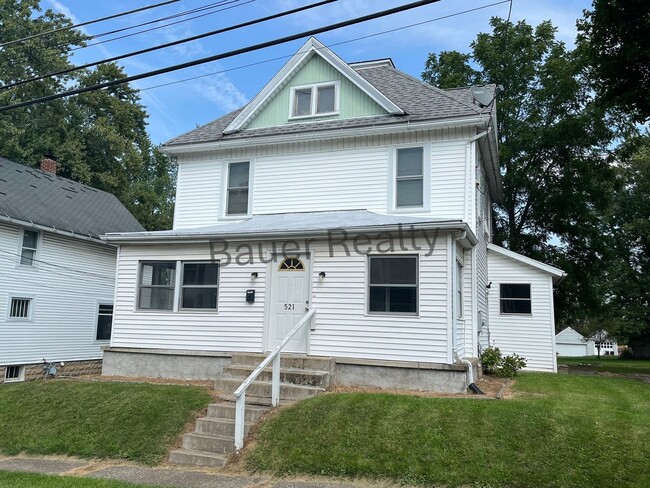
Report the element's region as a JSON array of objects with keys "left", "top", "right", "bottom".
[{"left": 246, "top": 54, "right": 388, "bottom": 130}]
